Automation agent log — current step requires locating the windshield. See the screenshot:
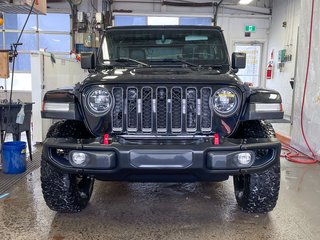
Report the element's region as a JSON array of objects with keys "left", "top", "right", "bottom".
[{"left": 99, "top": 28, "right": 229, "bottom": 67}]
